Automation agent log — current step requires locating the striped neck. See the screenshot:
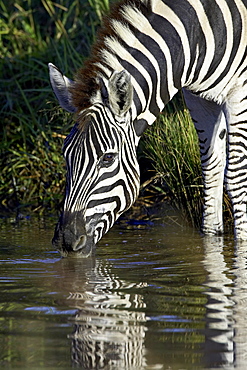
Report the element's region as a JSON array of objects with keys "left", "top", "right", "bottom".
[
  {"left": 71, "top": 0, "right": 195, "bottom": 125},
  {"left": 95, "top": 0, "right": 194, "bottom": 124}
]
